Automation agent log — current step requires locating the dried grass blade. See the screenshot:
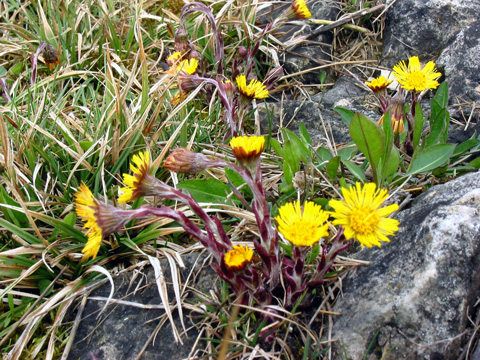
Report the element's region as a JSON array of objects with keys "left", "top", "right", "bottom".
[
  {"left": 163, "top": 250, "right": 186, "bottom": 332},
  {"left": 148, "top": 255, "right": 182, "bottom": 343},
  {"left": 84, "top": 265, "right": 115, "bottom": 317}
]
